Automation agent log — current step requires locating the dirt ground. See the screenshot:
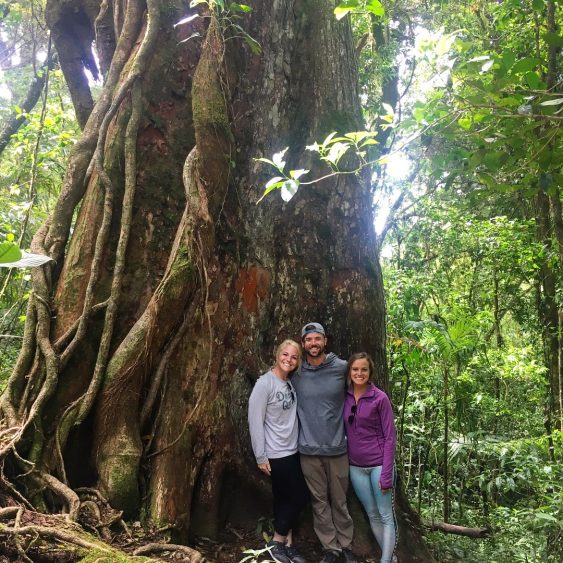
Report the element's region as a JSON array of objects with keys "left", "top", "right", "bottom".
[
  {"left": 0, "top": 503, "right": 380, "bottom": 563},
  {"left": 193, "top": 525, "right": 378, "bottom": 563}
]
